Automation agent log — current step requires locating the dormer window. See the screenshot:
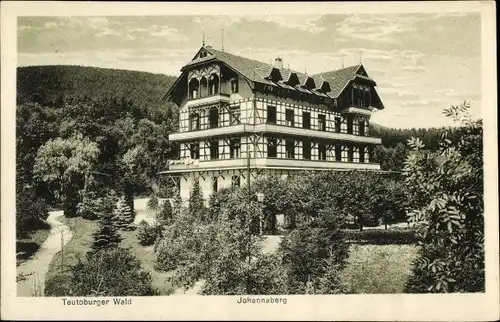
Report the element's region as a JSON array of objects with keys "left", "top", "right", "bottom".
[
  {"left": 286, "top": 73, "right": 300, "bottom": 87},
  {"left": 319, "top": 81, "right": 331, "bottom": 93},
  {"left": 266, "top": 68, "right": 283, "bottom": 82},
  {"left": 303, "top": 77, "right": 315, "bottom": 90}
]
